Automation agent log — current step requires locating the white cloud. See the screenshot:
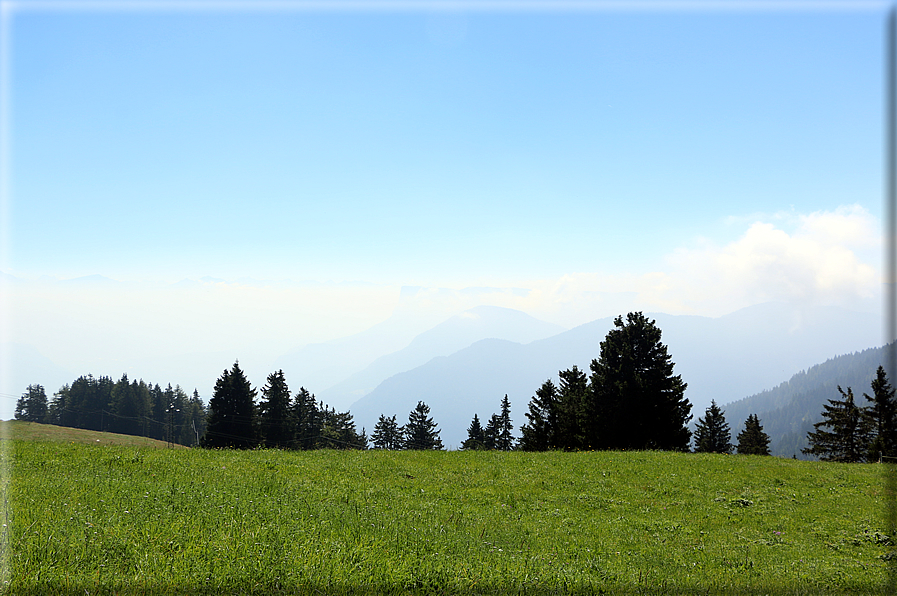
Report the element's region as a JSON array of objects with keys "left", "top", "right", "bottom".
[{"left": 658, "top": 204, "right": 880, "bottom": 315}]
